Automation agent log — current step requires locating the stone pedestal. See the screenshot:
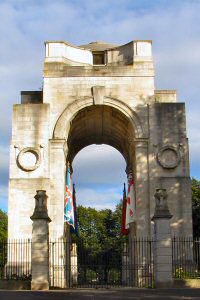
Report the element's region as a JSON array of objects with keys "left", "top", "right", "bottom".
[
  {"left": 30, "top": 190, "right": 51, "bottom": 290},
  {"left": 152, "top": 189, "right": 173, "bottom": 288}
]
